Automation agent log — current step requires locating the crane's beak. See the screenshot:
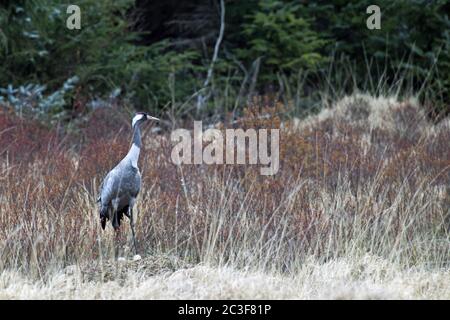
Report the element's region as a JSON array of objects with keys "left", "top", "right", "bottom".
[{"left": 146, "top": 115, "right": 160, "bottom": 121}]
